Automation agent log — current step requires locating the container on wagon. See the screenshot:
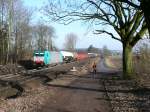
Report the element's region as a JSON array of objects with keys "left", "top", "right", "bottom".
[
  {"left": 60, "top": 51, "right": 74, "bottom": 62},
  {"left": 88, "top": 53, "right": 98, "bottom": 58},
  {"left": 43, "top": 51, "right": 63, "bottom": 65},
  {"left": 76, "top": 52, "right": 88, "bottom": 60}
]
